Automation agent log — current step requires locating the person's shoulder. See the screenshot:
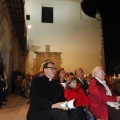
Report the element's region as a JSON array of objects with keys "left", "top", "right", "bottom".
[
  {"left": 89, "top": 79, "right": 96, "bottom": 85},
  {"left": 64, "top": 86, "right": 70, "bottom": 92},
  {"left": 32, "top": 75, "right": 45, "bottom": 82},
  {"left": 77, "top": 83, "right": 81, "bottom": 88}
]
